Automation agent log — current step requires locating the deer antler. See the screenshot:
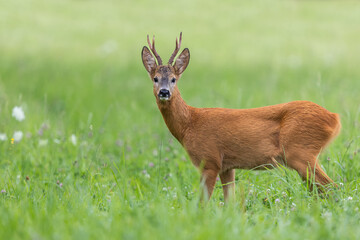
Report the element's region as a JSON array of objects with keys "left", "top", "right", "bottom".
[
  {"left": 168, "top": 32, "right": 182, "bottom": 65},
  {"left": 147, "top": 34, "right": 163, "bottom": 65}
]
